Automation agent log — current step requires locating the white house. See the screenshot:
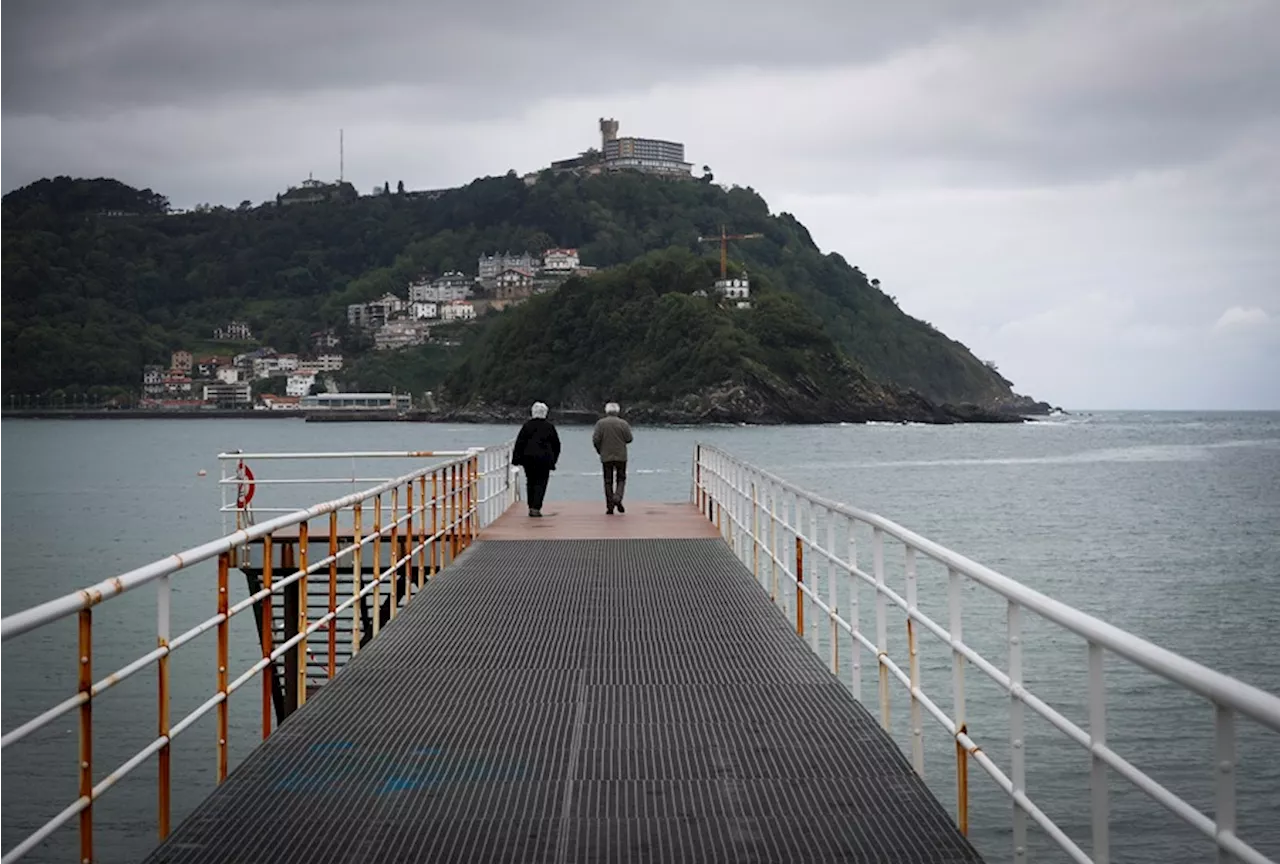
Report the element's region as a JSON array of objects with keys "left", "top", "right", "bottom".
[
  {"left": 440, "top": 300, "right": 477, "bottom": 322},
  {"left": 252, "top": 356, "right": 283, "bottom": 379},
  {"left": 216, "top": 366, "right": 241, "bottom": 384},
  {"left": 542, "top": 248, "right": 580, "bottom": 272},
  {"left": 410, "top": 301, "right": 439, "bottom": 320},
  {"left": 276, "top": 354, "right": 299, "bottom": 373},
  {"left": 286, "top": 373, "right": 317, "bottom": 397}
]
